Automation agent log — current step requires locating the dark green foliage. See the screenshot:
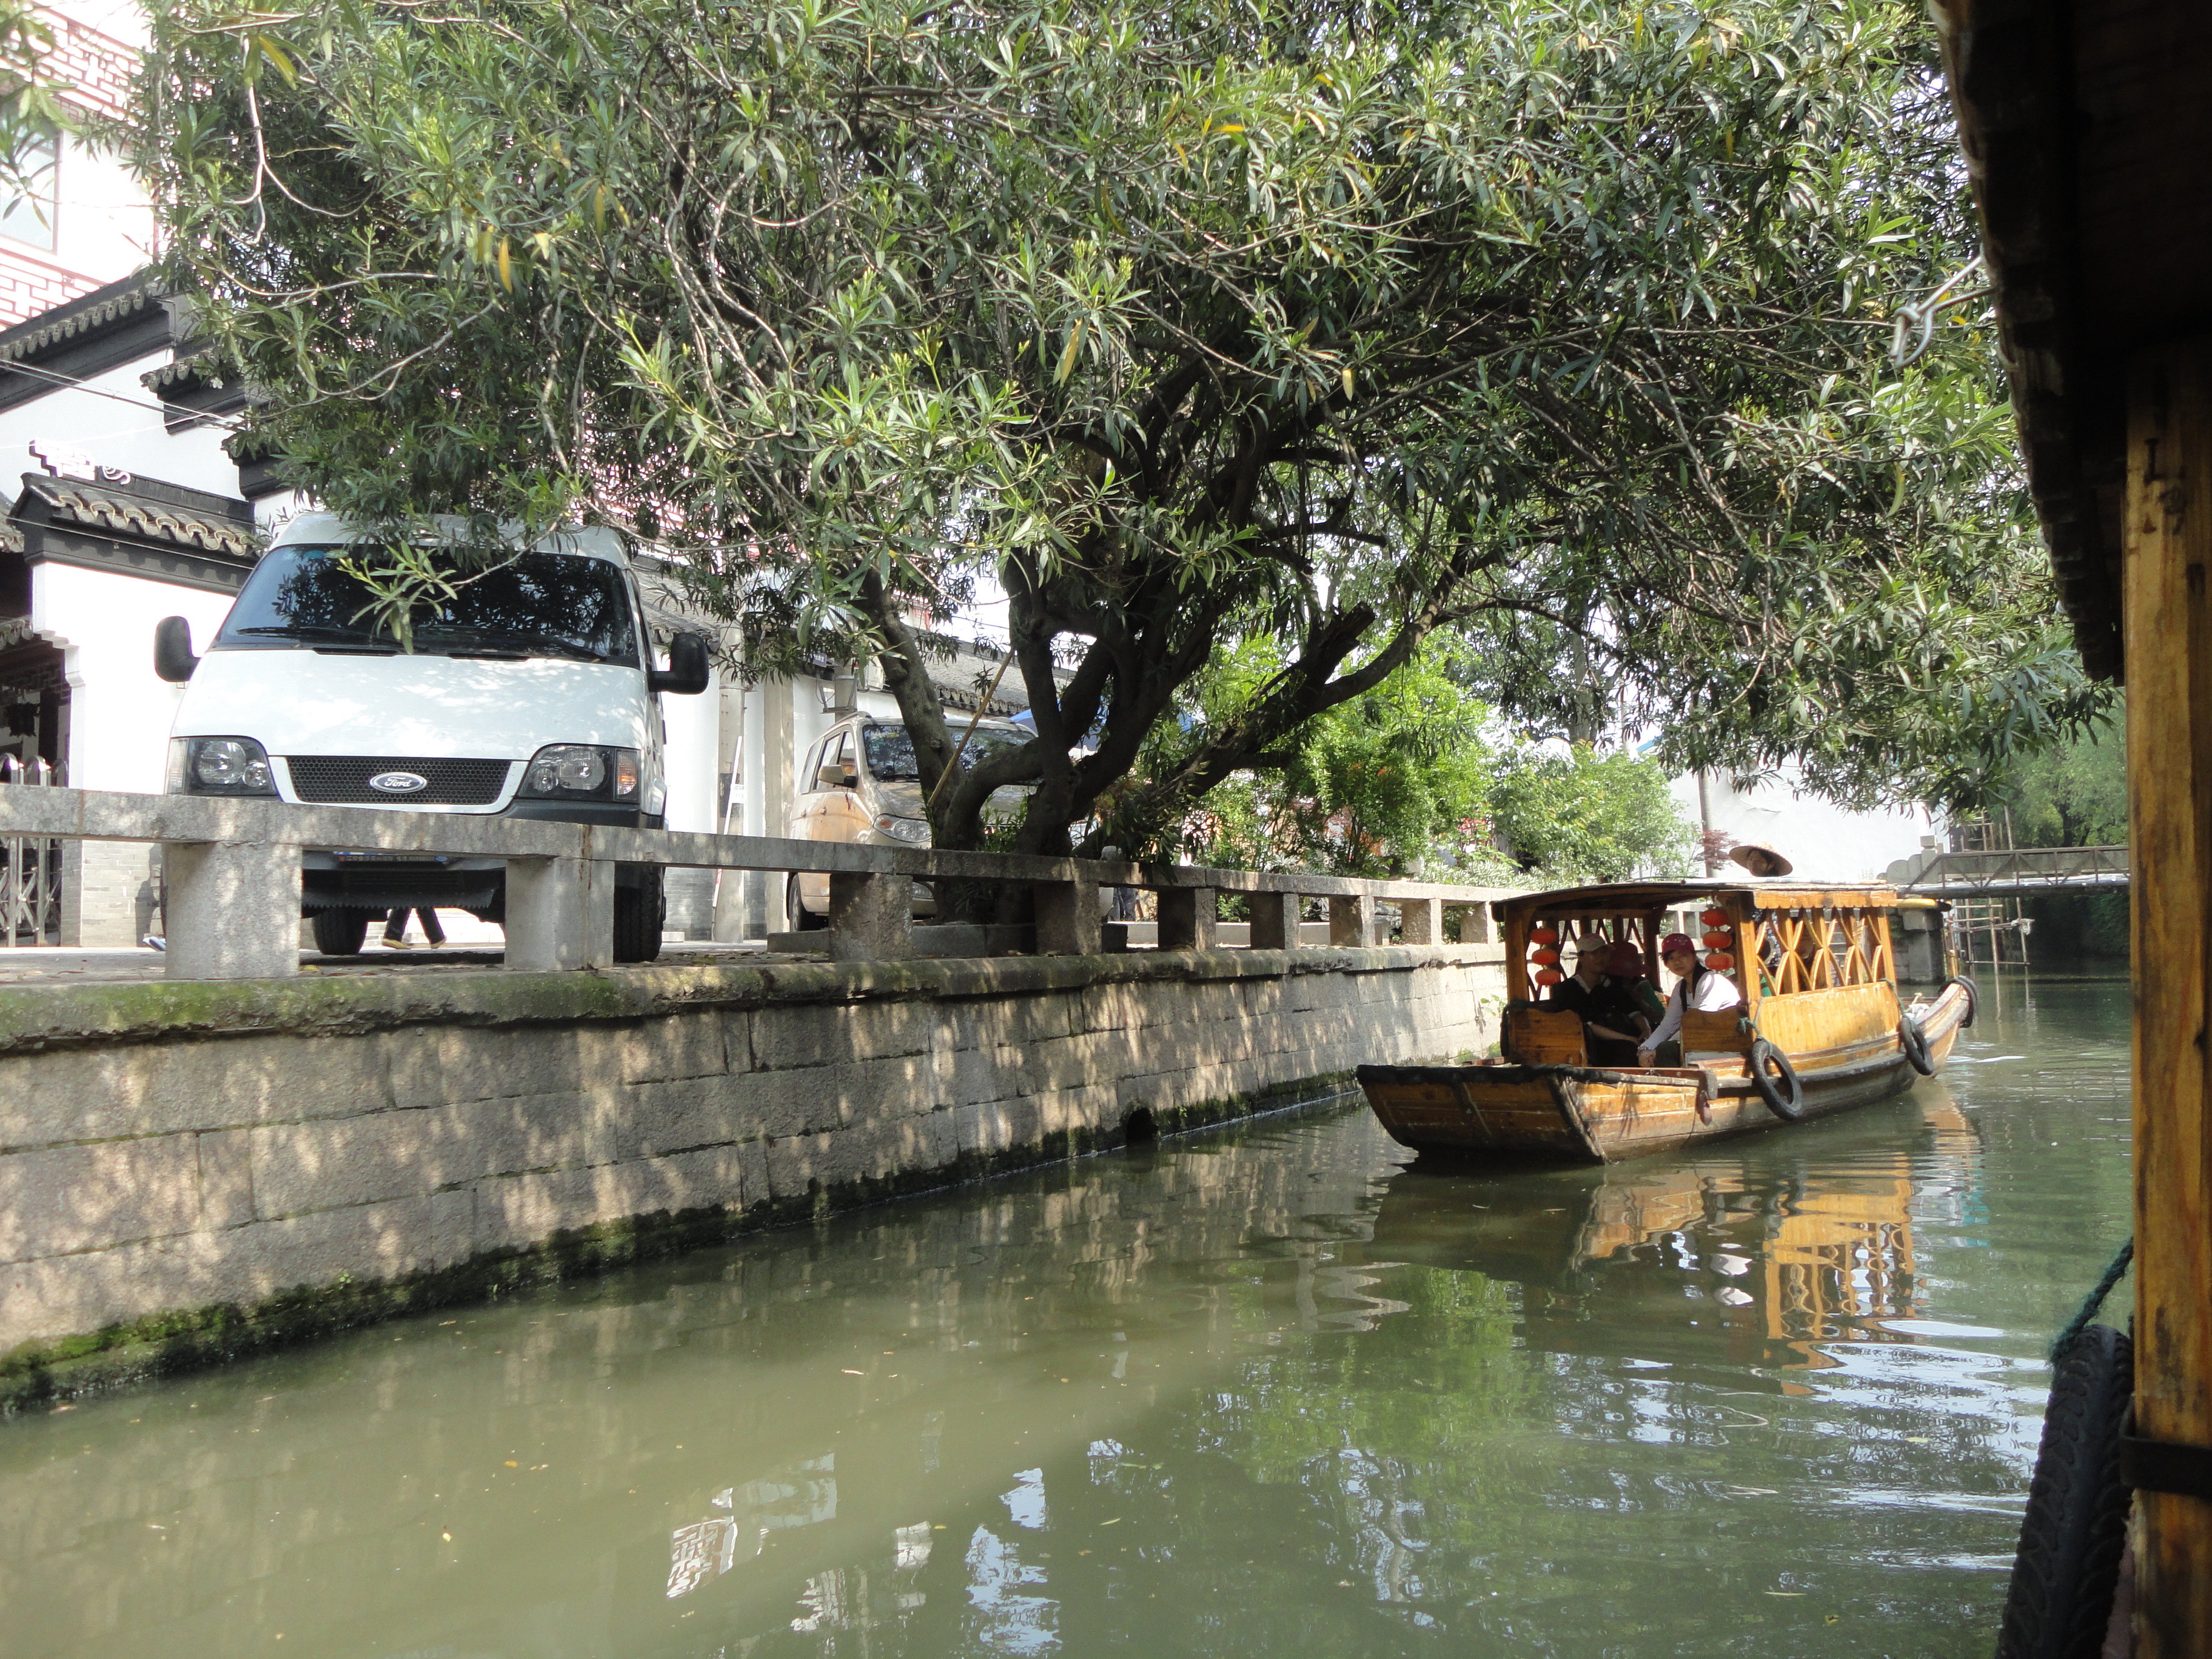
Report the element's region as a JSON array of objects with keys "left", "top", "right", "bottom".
[
  {"left": 137, "top": 0, "right": 2103, "bottom": 862},
  {"left": 1999, "top": 717, "right": 2129, "bottom": 960}
]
